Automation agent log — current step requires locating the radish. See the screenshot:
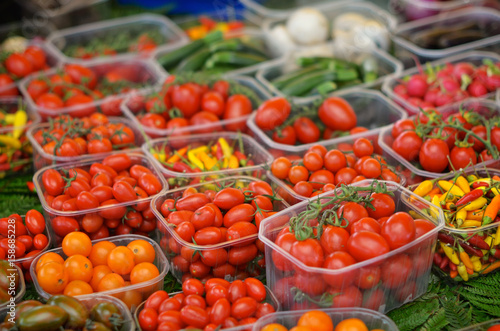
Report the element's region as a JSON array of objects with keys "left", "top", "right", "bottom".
[
  {"left": 436, "top": 63, "right": 454, "bottom": 79},
  {"left": 486, "top": 75, "right": 500, "bottom": 91},
  {"left": 434, "top": 91, "right": 454, "bottom": 107},
  {"left": 453, "top": 63, "right": 475, "bottom": 81},
  {"left": 439, "top": 76, "right": 460, "bottom": 93},
  {"left": 452, "top": 89, "right": 469, "bottom": 103},
  {"left": 467, "top": 80, "right": 489, "bottom": 97},
  {"left": 424, "top": 87, "right": 440, "bottom": 106},
  {"left": 407, "top": 75, "right": 428, "bottom": 98}
]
